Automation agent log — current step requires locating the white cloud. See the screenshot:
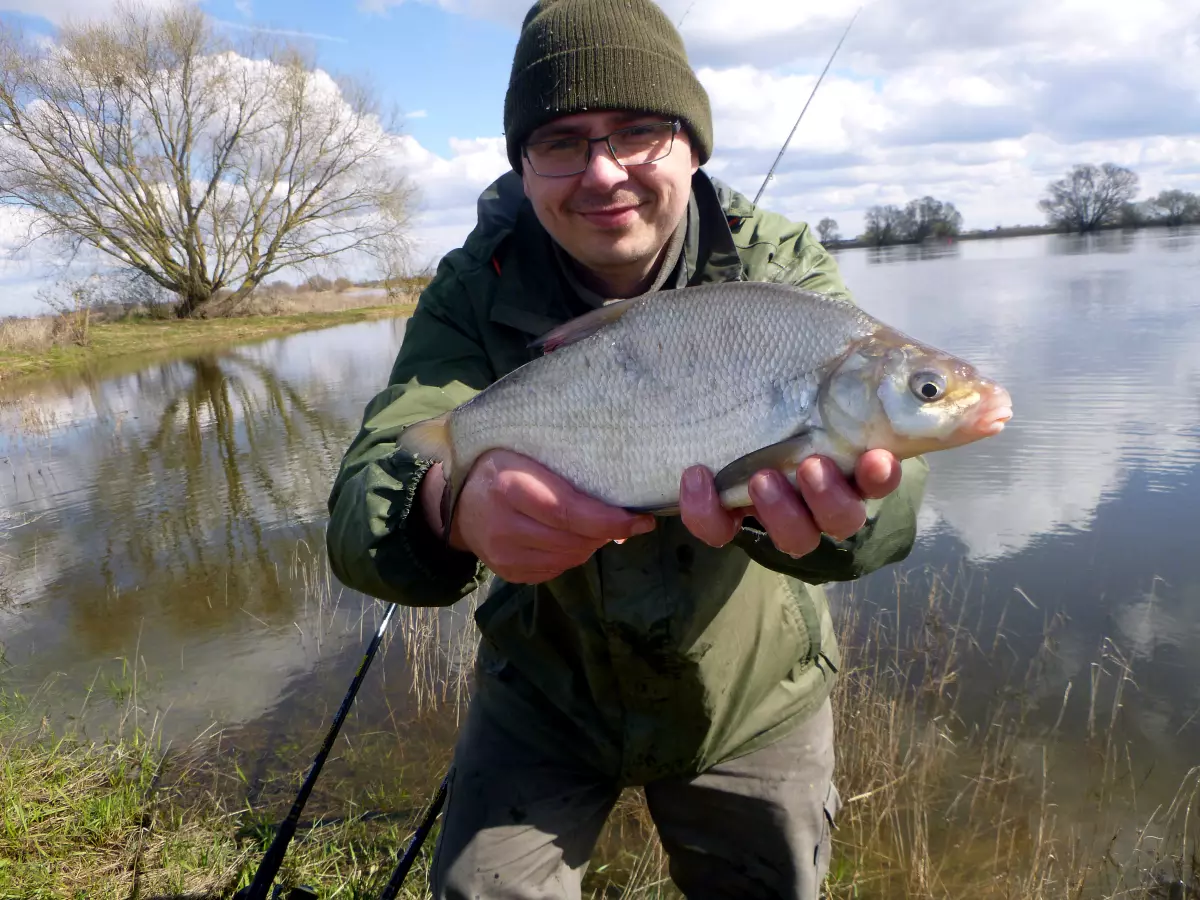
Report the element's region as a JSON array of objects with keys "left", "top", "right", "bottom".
[
  {"left": 389, "top": 135, "right": 510, "bottom": 267},
  {"left": 8, "top": 0, "right": 1200, "bottom": 303},
  {"left": 353, "top": 0, "right": 1200, "bottom": 247}
]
